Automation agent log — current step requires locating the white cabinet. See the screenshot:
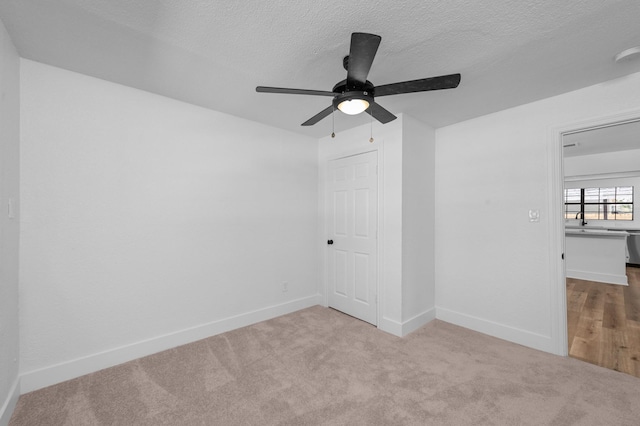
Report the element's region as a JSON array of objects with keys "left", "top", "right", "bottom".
[{"left": 565, "top": 229, "right": 629, "bottom": 285}]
